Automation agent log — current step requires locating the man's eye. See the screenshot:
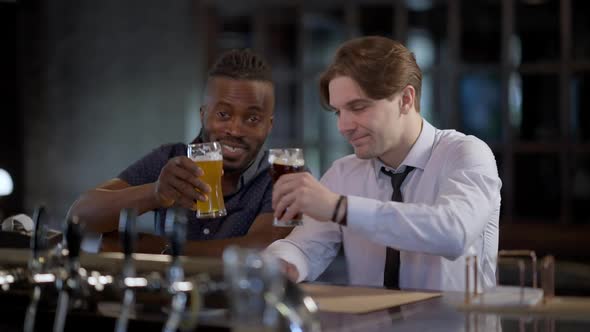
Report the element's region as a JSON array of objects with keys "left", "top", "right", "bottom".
[
  {"left": 333, "top": 110, "right": 340, "bottom": 117},
  {"left": 351, "top": 105, "right": 367, "bottom": 112},
  {"left": 247, "top": 115, "right": 261, "bottom": 123},
  {"left": 217, "top": 112, "right": 230, "bottom": 119}
]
